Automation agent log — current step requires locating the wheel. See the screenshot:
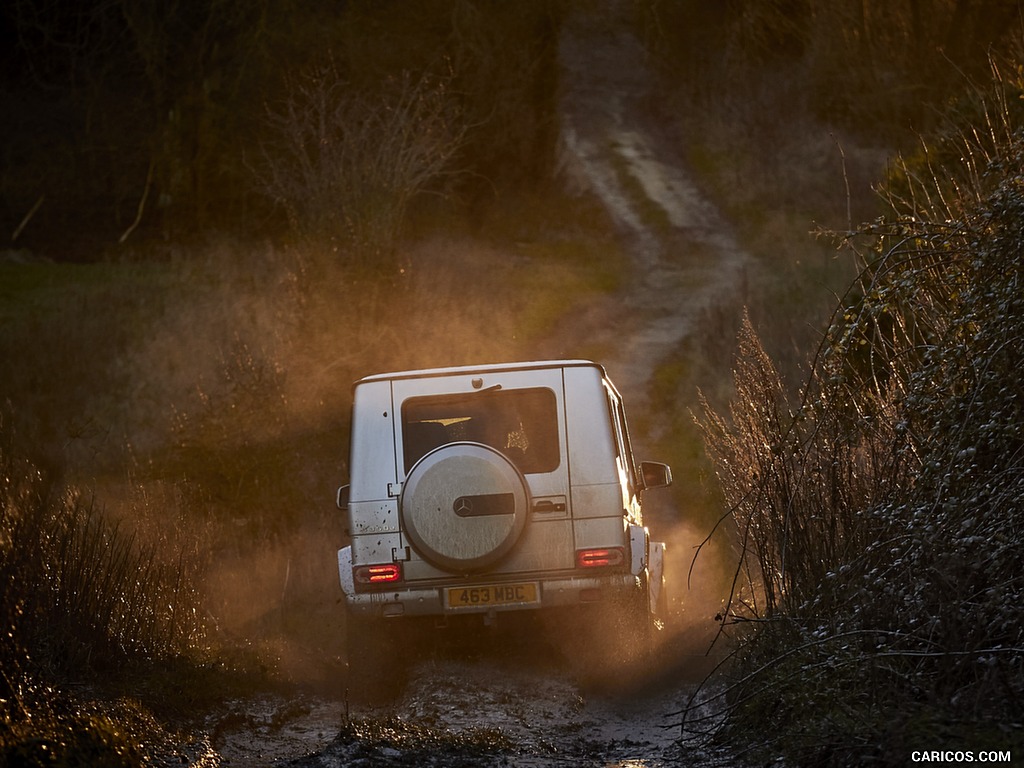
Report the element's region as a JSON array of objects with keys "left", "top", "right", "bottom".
[
  {"left": 620, "top": 574, "right": 655, "bottom": 664},
  {"left": 344, "top": 611, "right": 406, "bottom": 703},
  {"left": 557, "top": 578, "right": 657, "bottom": 692}
]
